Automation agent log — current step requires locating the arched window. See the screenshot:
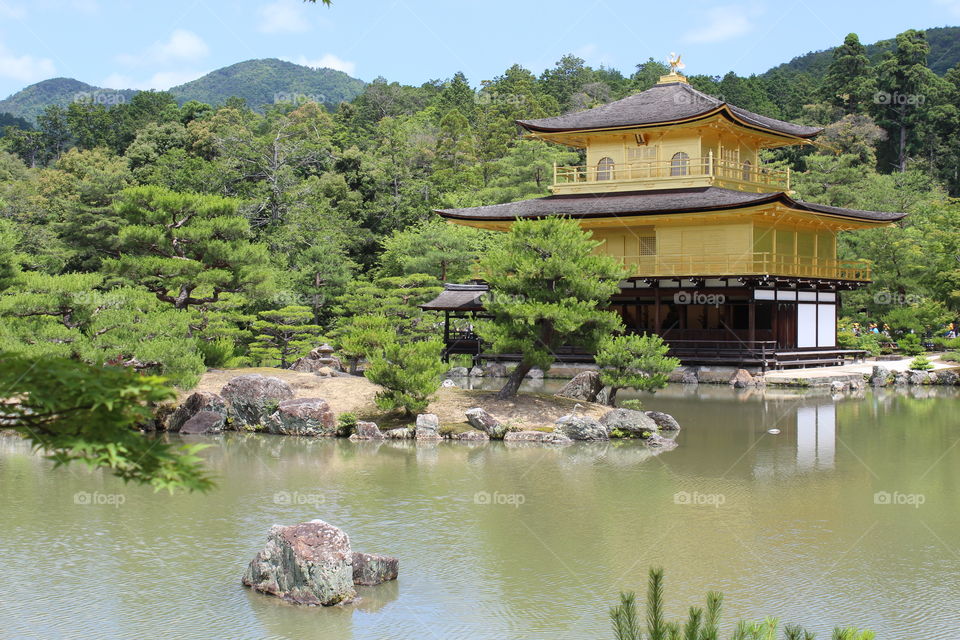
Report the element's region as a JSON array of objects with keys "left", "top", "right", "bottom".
[
  {"left": 596, "top": 157, "right": 615, "bottom": 181},
  {"left": 741, "top": 160, "right": 753, "bottom": 182},
  {"left": 670, "top": 152, "right": 689, "bottom": 176}
]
